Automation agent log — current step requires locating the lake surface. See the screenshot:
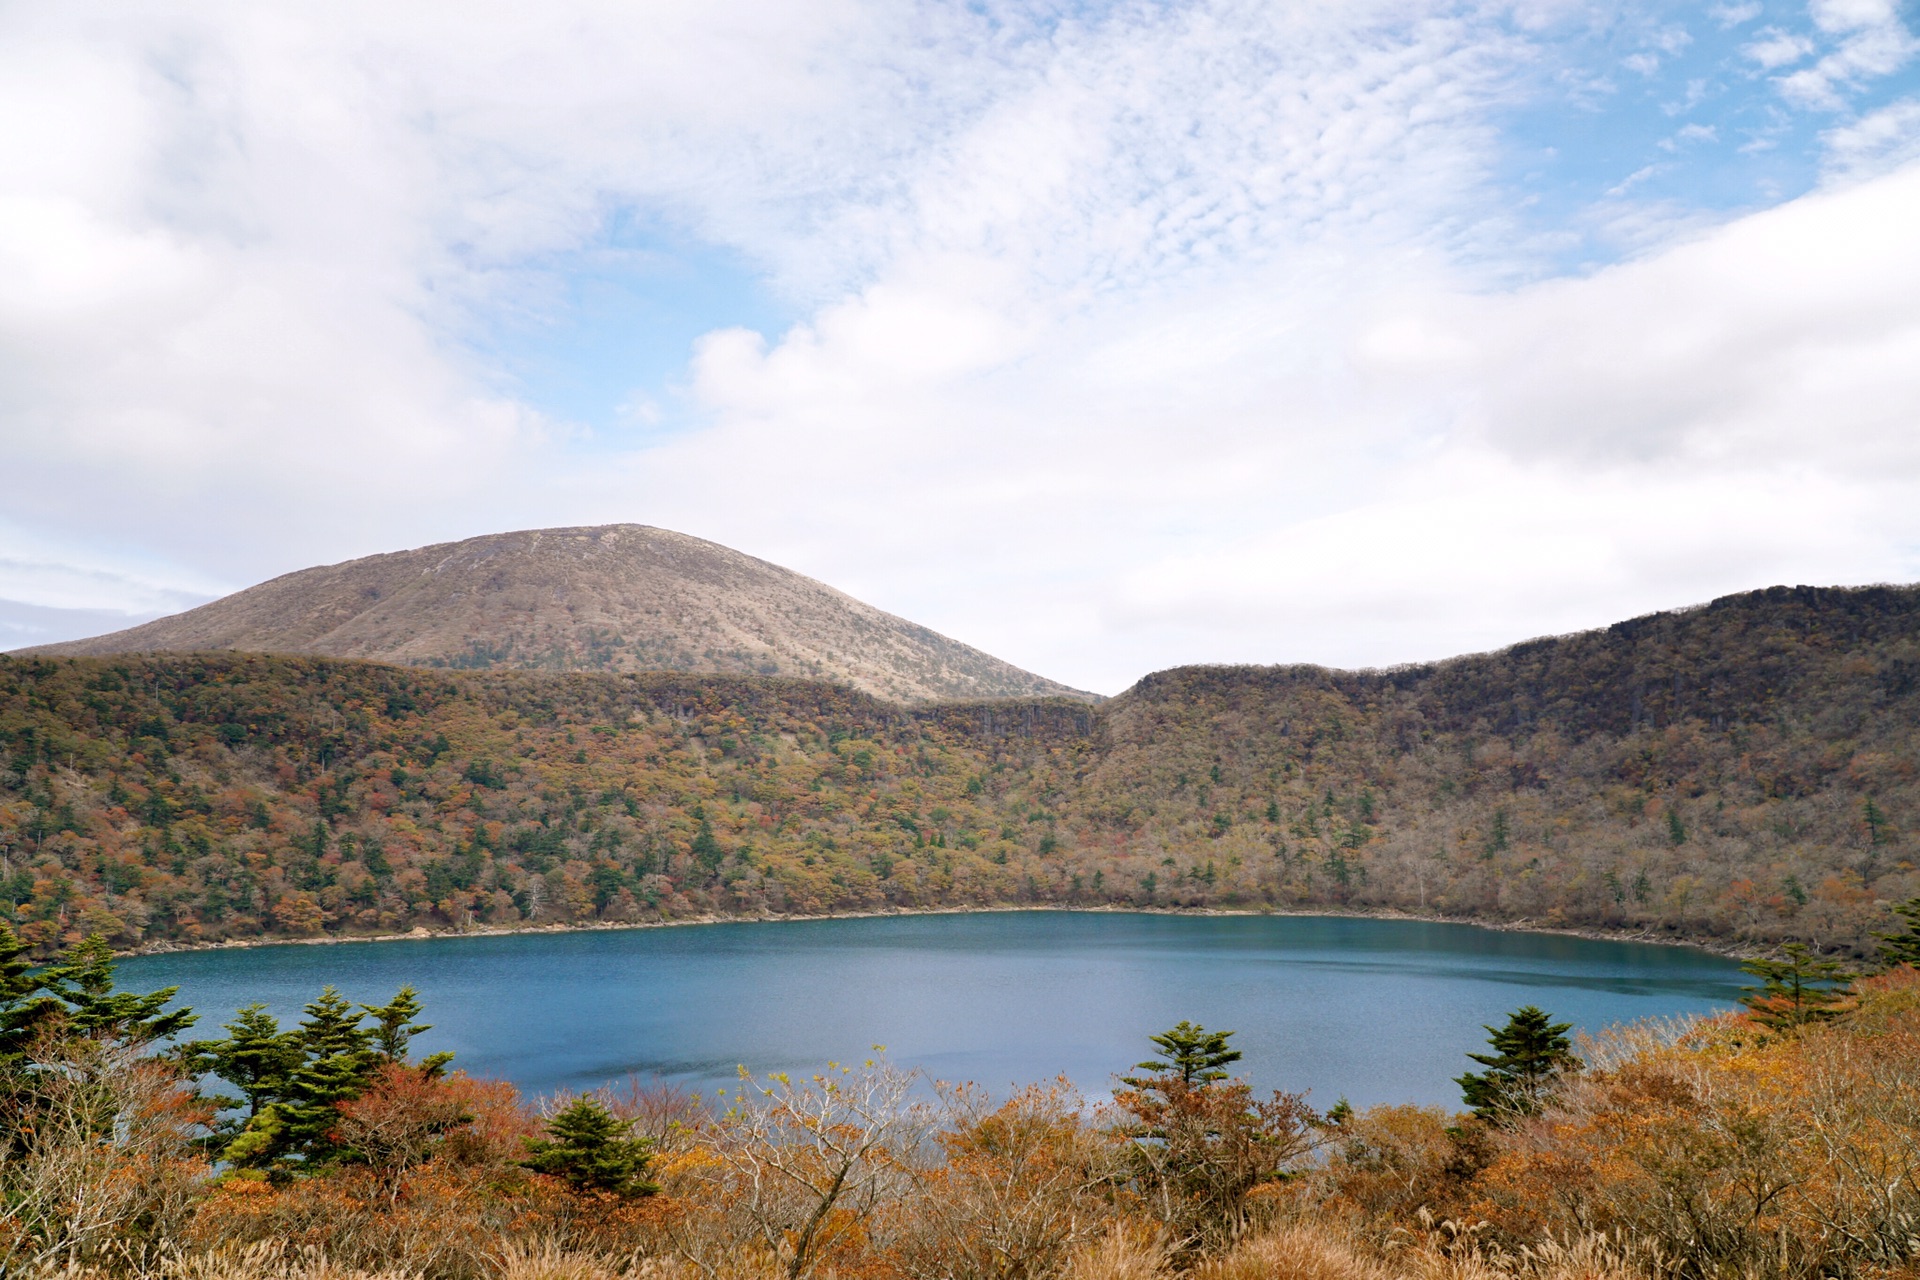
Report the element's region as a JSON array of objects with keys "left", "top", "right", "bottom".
[{"left": 119, "top": 912, "right": 1745, "bottom": 1109}]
